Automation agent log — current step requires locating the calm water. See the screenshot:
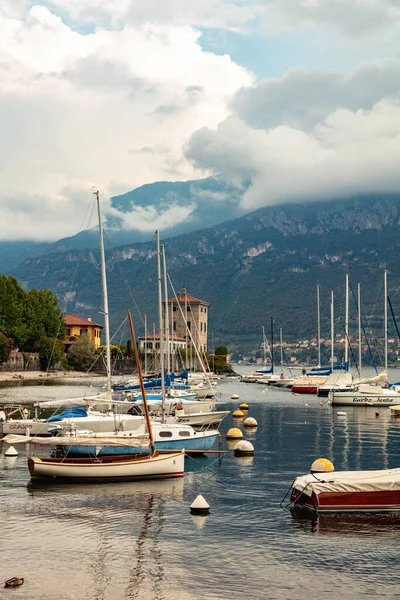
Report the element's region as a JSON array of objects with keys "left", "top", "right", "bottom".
[{"left": 1, "top": 377, "right": 400, "bottom": 599}]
